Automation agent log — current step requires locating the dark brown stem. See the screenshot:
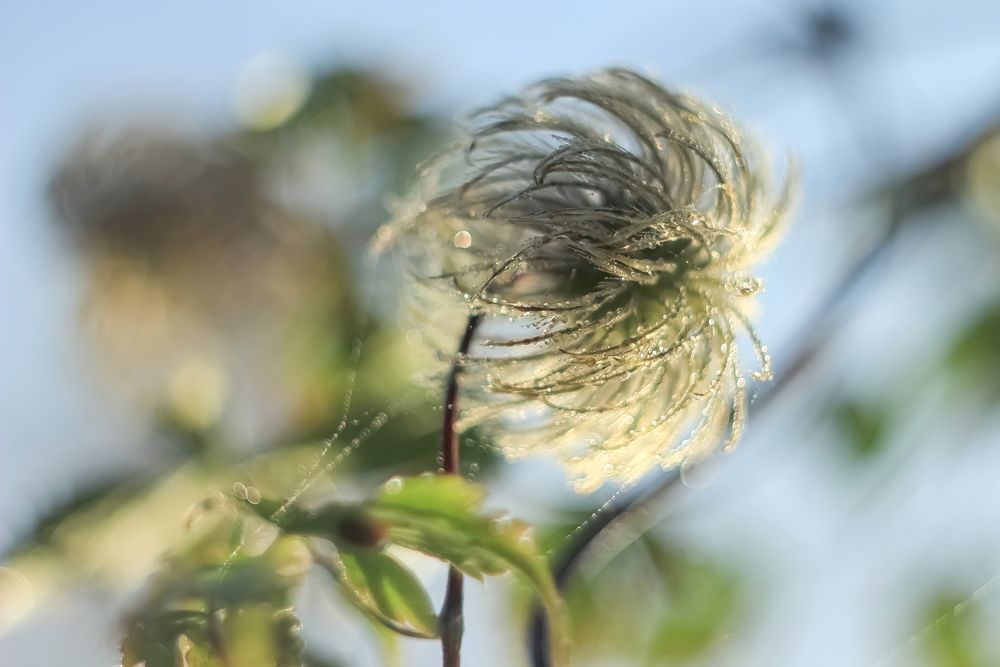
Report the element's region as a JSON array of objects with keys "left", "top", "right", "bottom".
[{"left": 440, "top": 314, "right": 482, "bottom": 667}]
